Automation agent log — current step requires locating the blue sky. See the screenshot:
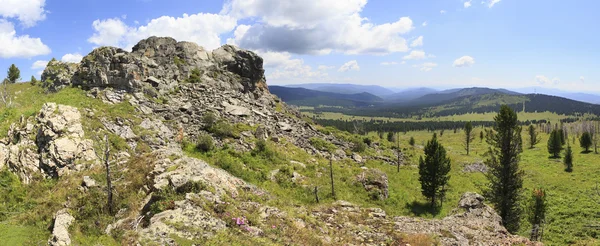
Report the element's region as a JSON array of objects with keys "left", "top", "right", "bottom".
[{"left": 0, "top": 0, "right": 598, "bottom": 92}]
